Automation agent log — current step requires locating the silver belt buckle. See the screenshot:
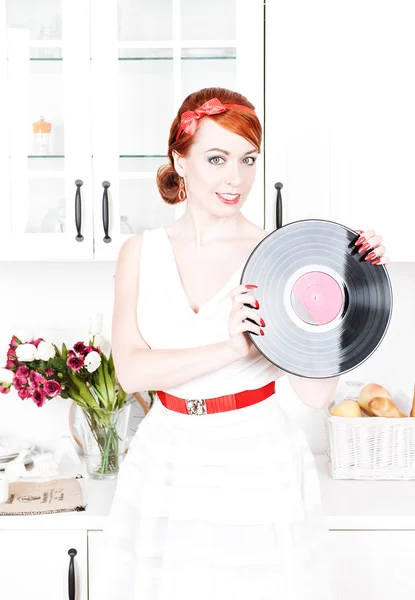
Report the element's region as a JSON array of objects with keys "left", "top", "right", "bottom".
[{"left": 185, "top": 398, "right": 207, "bottom": 415}]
